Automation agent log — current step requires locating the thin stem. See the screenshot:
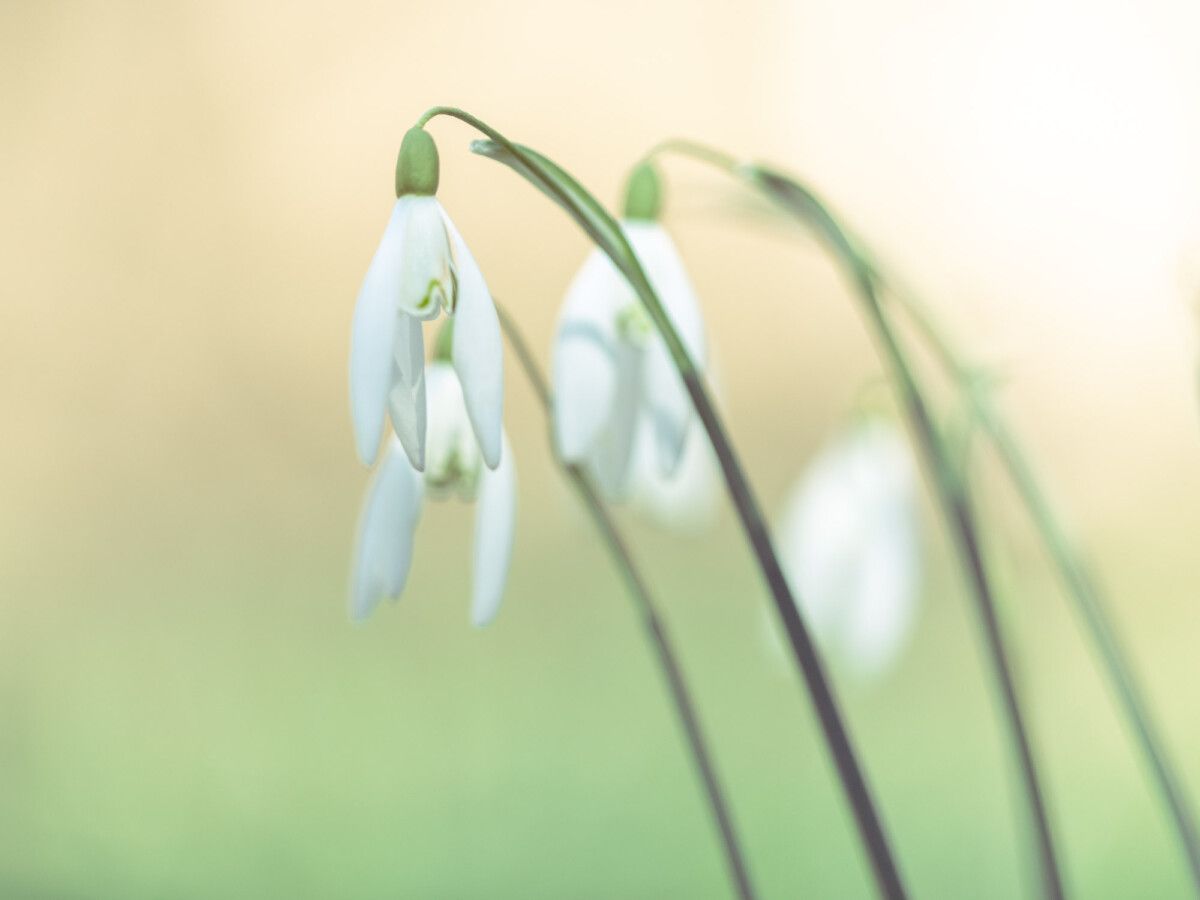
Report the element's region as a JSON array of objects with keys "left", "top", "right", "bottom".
[
  {"left": 862, "top": 289, "right": 1066, "bottom": 900},
  {"left": 421, "top": 107, "right": 907, "bottom": 898},
  {"left": 652, "top": 143, "right": 1066, "bottom": 898},
  {"left": 879, "top": 275, "right": 1200, "bottom": 893},
  {"left": 496, "top": 304, "right": 757, "bottom": 900}
]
